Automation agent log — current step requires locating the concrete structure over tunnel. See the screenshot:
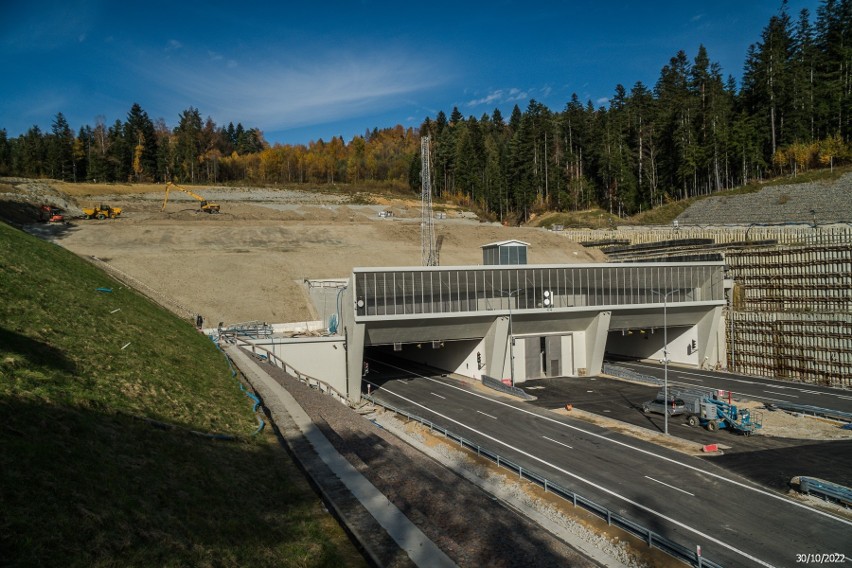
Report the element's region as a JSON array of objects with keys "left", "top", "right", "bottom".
[{"left": 249, "top": 261, "right": 728, "bottom": 404}]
